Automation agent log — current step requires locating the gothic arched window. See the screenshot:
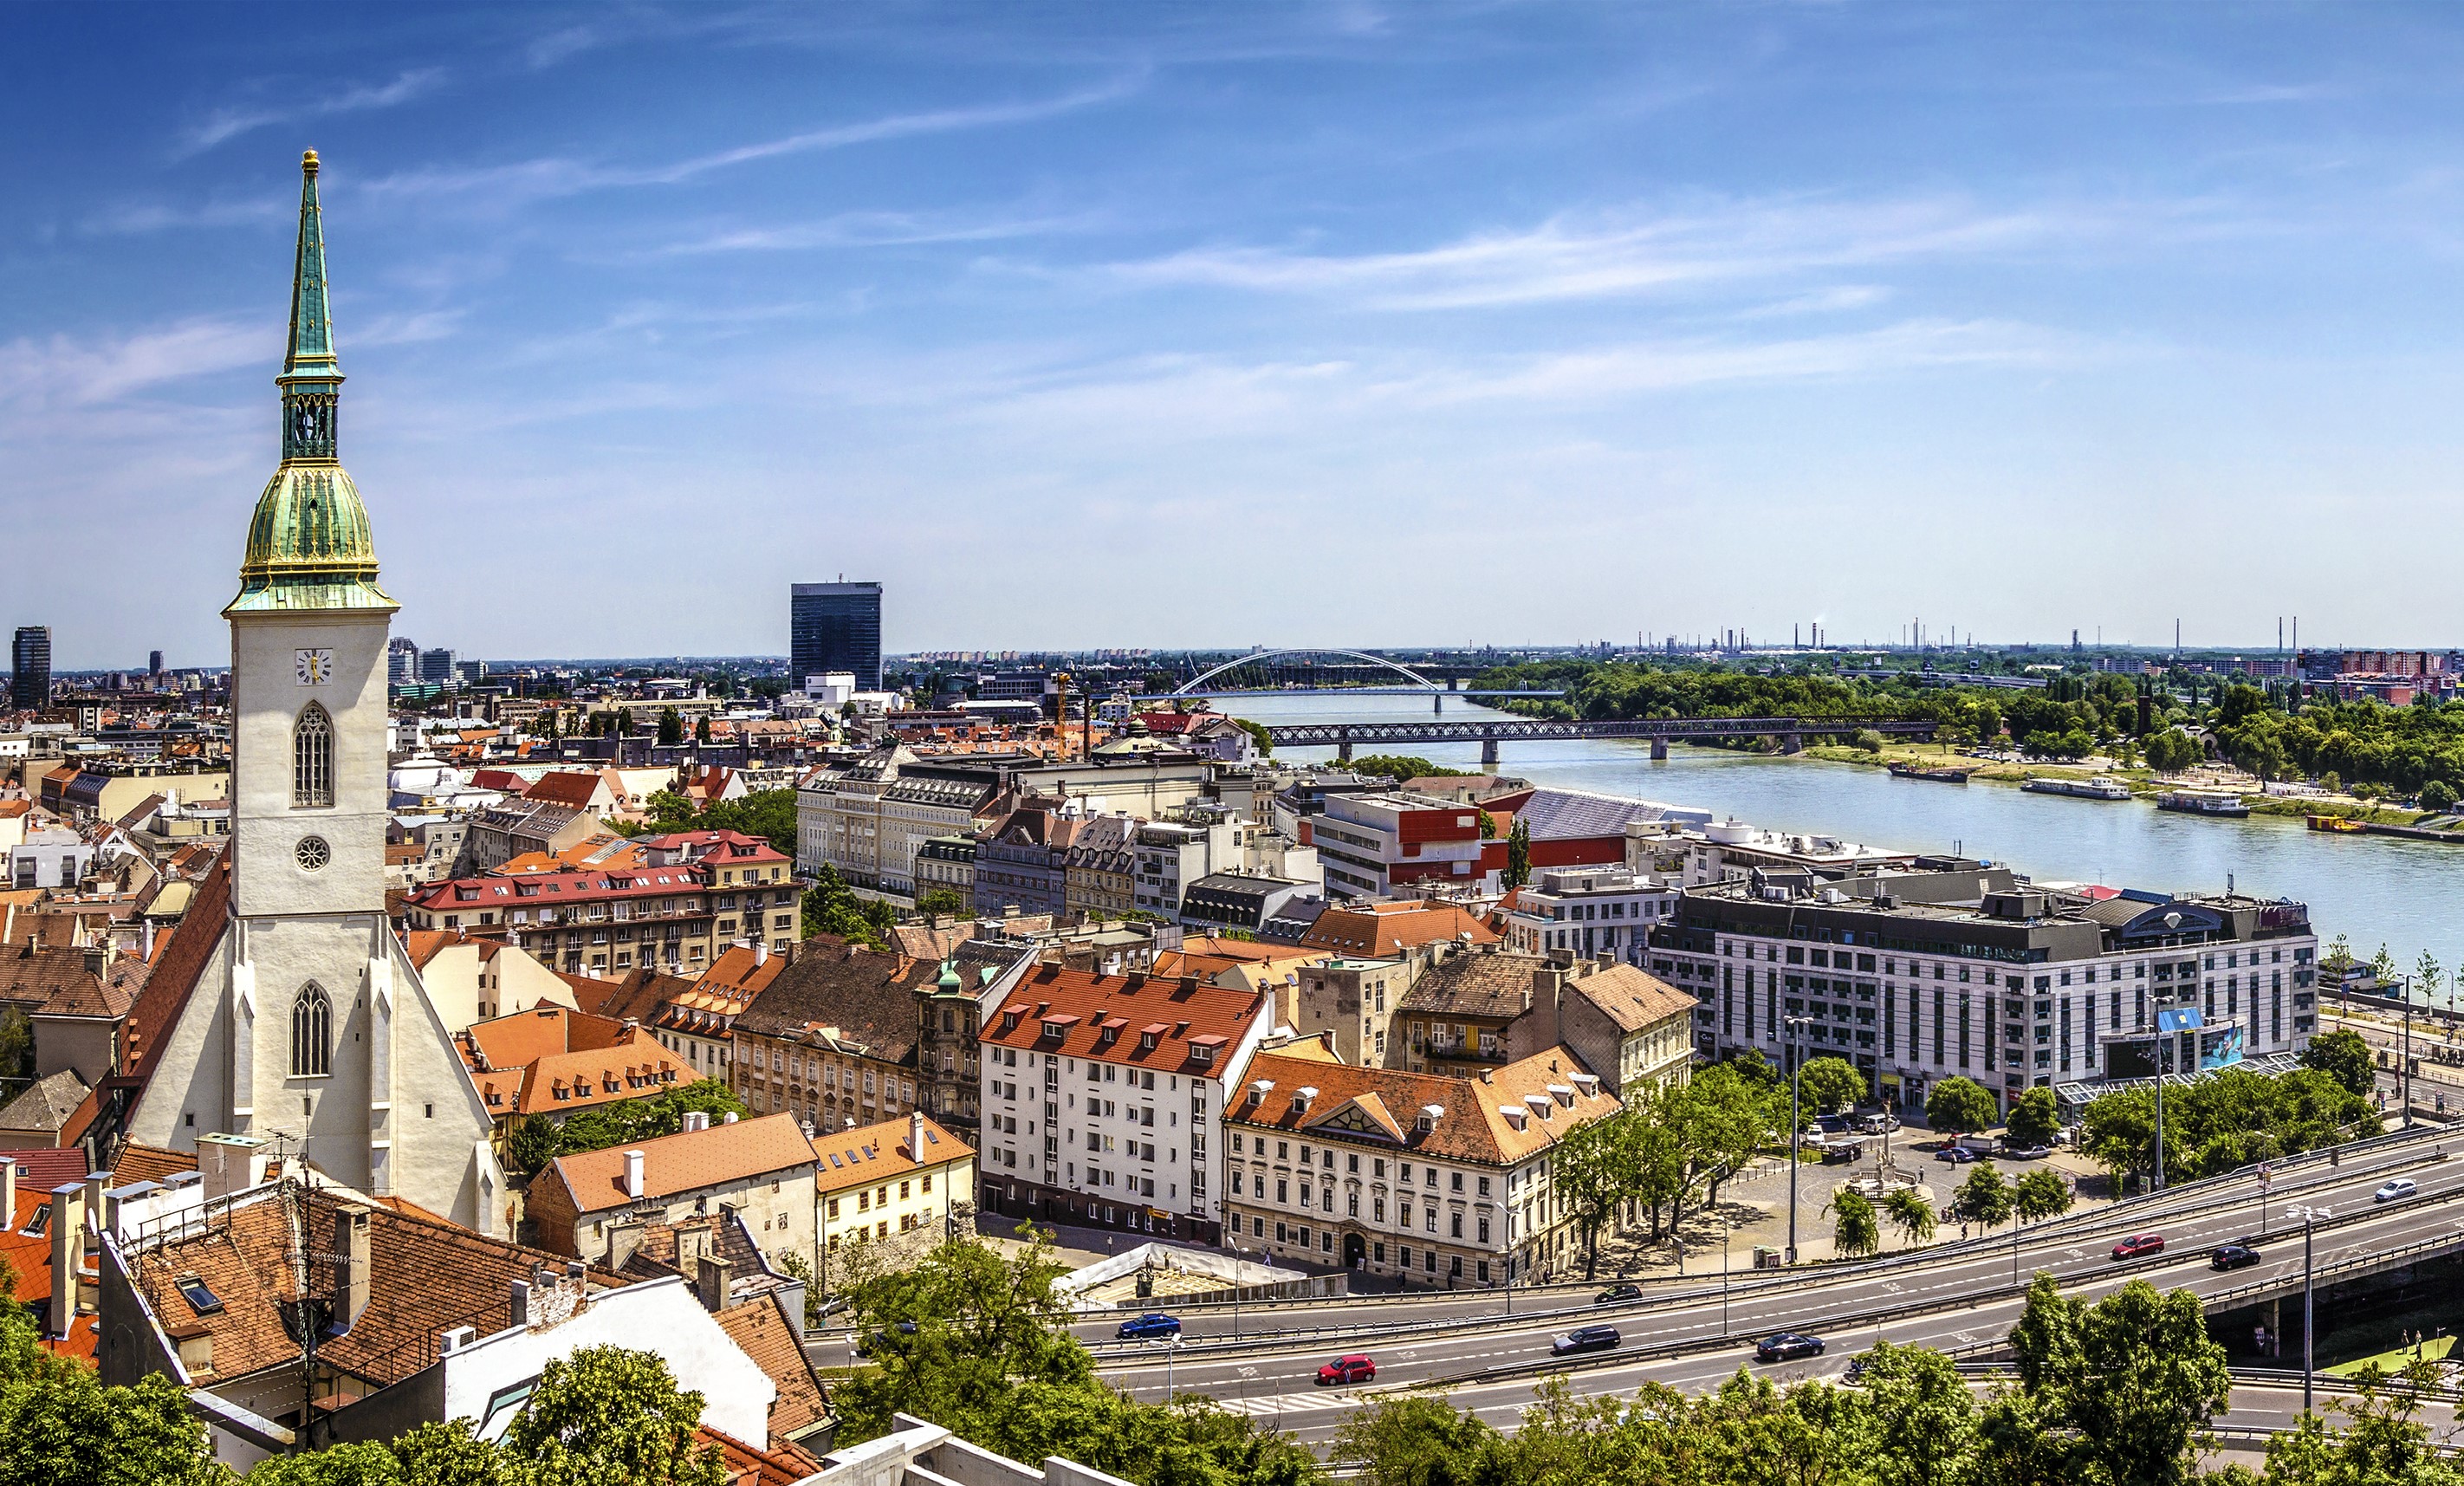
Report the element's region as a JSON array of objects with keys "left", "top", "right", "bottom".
[
  {"left": 294, "top": 704, "right": 334, "bottom": 808},
  {"left": 291, "top": 983, "right": 332, "bottom": 1078}
]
